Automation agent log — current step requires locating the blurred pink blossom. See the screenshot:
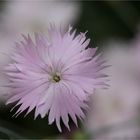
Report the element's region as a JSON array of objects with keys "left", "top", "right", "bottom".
[
  {"left": 85, "top": 41, "right": 140, "bottom": 139},
  {"left": 2, "top": 0, "right": 81, "bottom": 35}
]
